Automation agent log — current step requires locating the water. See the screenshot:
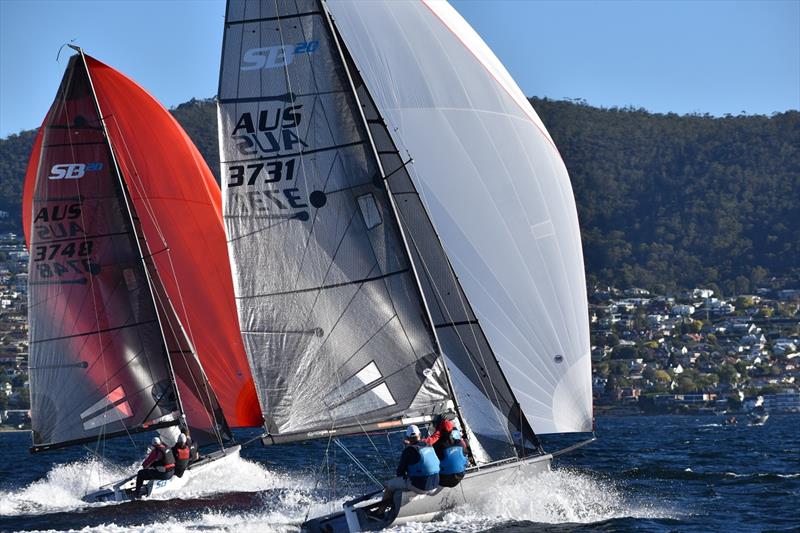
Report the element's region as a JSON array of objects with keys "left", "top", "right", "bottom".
[{"left": 1, "top": 415, "right": 797, "bottom": 532}]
